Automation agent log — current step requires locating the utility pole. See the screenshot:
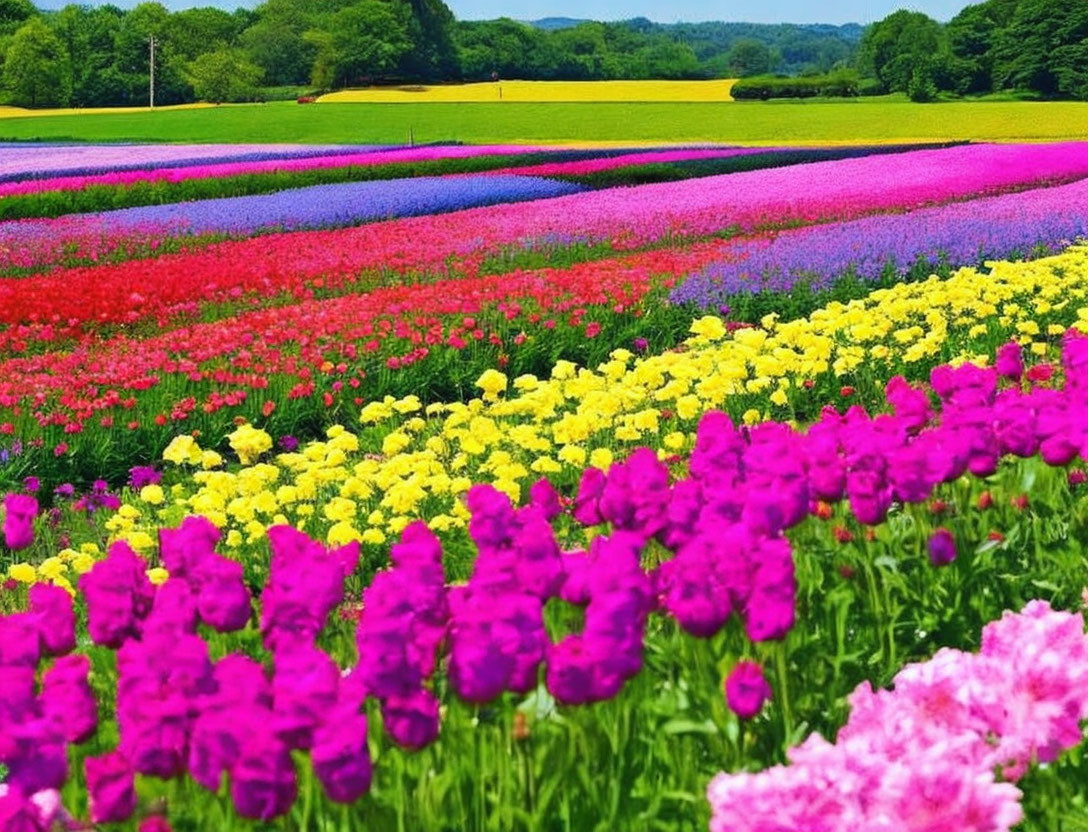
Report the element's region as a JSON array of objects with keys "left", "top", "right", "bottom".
[{"left": 149, "top": 35, "right": 157, "bottom": 109}]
